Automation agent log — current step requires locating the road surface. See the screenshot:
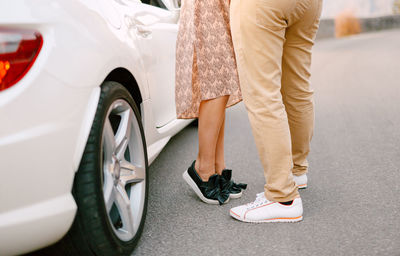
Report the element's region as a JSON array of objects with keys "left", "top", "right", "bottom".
[{"left": 133, "top": 29, "right": 400, "bottom": 256}]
